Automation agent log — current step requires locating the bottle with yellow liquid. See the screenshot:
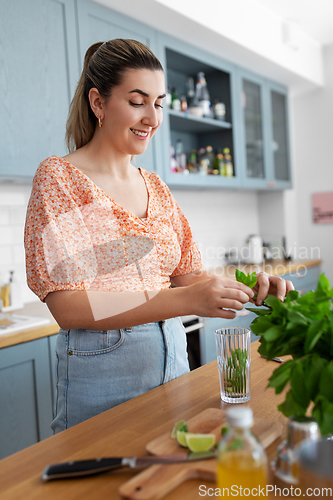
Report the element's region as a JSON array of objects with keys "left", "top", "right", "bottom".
[{"left": 217, "top": 407, "right": 268, "bottom": 498}]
